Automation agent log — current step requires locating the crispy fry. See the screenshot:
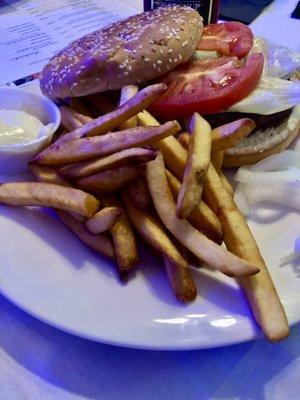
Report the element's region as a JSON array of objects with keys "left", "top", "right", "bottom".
[
  {"left": 29, "top": 163, "right": 71, "bottom": 187},
  {"left": 211, "top": 151, "right": 224, "bottom": 174},
  {"left": 178, "top": 132, "right": 190, "bottom": 149},
  {"left": 122, "top": 191, "right": 196, "bottom": 302},
  {"left": 138, "top": 110, "right": 222, "bottom": 242},
  {"left": 59, "top": 148, "right": 156, "bottom": 180},
  {"left": 119, "top": 85, "right": 139, "bottom": 130},
  {"left": 58, "top": 210, "right": 115, "bottom": 259},
  {"left": 85, "top": 207, "right": 121, "bottom": 234},
  {"left": 50, "top": 83, "right": 167, "bottom": 145},
  {"left": 220, "top": 171, "right": 234, "bottom": 197},
  {"left": 179, "top": 119, "right": 255, "bottom": 153},
  {"left": 163, "top": 255, "right": 197, "bottom": 302},
  {"left": 203, "top": 163, "right": 289, "bottom": 341},
  {"left": 146, "top": 152, "right": 260, "bottom": 278},
  {"left": 0, "top": 182, "right": 99, "bottom": 217},
  {"left": 166, "top": 170, "right": 222, "bottom": 243},
  {"left": 102, "top": 194, "right": 138, "bottom": 271},
  {"left": 28, "top": 163, "right": 85, "bottom": 222},
  {"left": 60, "top": 106, "right": 92, "bottom": 131},
  {"left": 77, "top": 165, "right": 142, "bottom": 192},
  {"left": 35, "top": 121, "right": 180, "bottom": 165},
  {"left": 126, "top": 178, "right": 151, "bottom": 211},
  {"left": 211, "top": 118, "right": 255, "bottom": 152},
  {"left": 176, "top": 113, "right": 211, "bottom": 219}
]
